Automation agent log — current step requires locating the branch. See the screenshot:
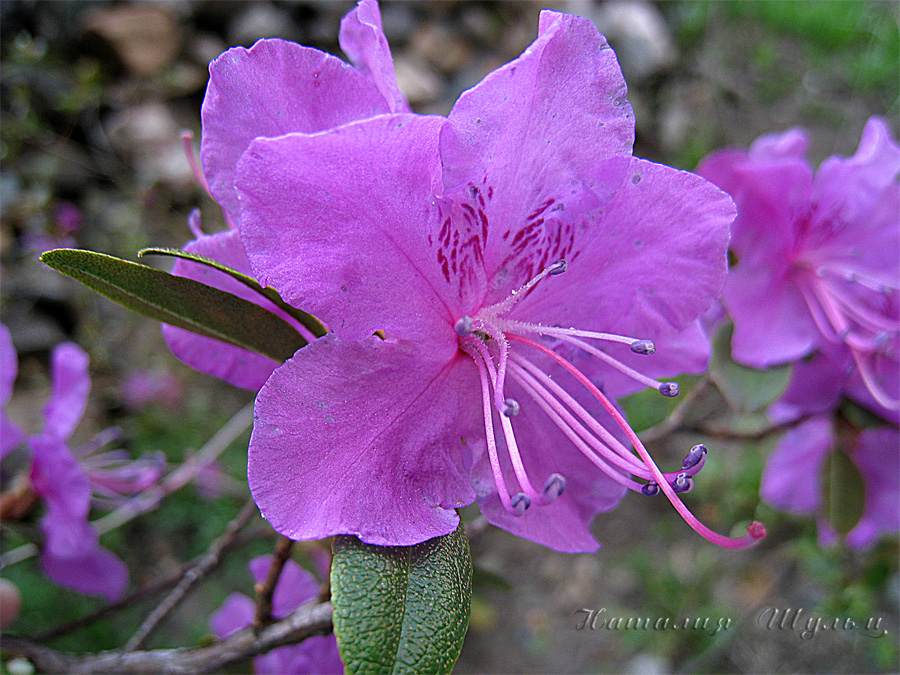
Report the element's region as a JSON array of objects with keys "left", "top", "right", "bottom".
[
  {"left": 2, "top": 600, "right": 333, "bottom": 674},
  {"left": 254, "top": 536, "right": 294, "bottom": 628},
  {"left": 124, "top": 499, "right": 258, "bottom": 651}
]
